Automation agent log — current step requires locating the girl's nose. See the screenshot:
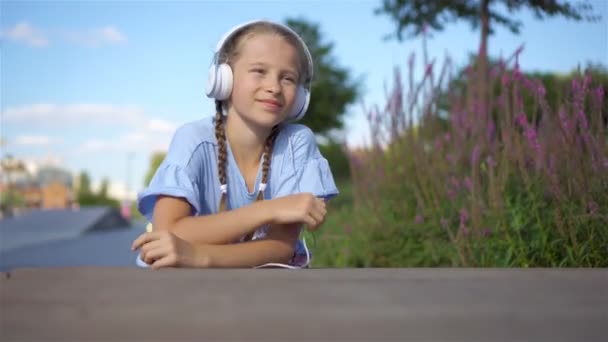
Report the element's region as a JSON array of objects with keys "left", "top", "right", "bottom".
[{"left": 263, "top": 76, "right": 281, "bottom": 94}]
